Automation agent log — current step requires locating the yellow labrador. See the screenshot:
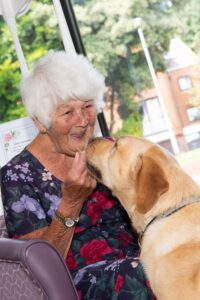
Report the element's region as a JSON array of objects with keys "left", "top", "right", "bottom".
[{"left": 86, "top": 136, "right": 200, "bottom": 300}]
